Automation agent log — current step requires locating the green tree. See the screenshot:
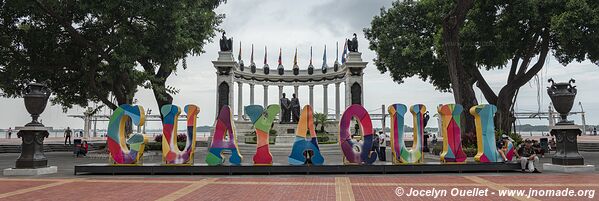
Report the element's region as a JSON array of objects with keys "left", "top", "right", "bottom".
[
  {"left": 365, "top": 0, "right": 599, "bottom": 134},
  {"left": 0, "top": 0, "right": 225, "bottom": 118},
  {"left": 313, "top": 112, "right": 328, "bottom": 133}
]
